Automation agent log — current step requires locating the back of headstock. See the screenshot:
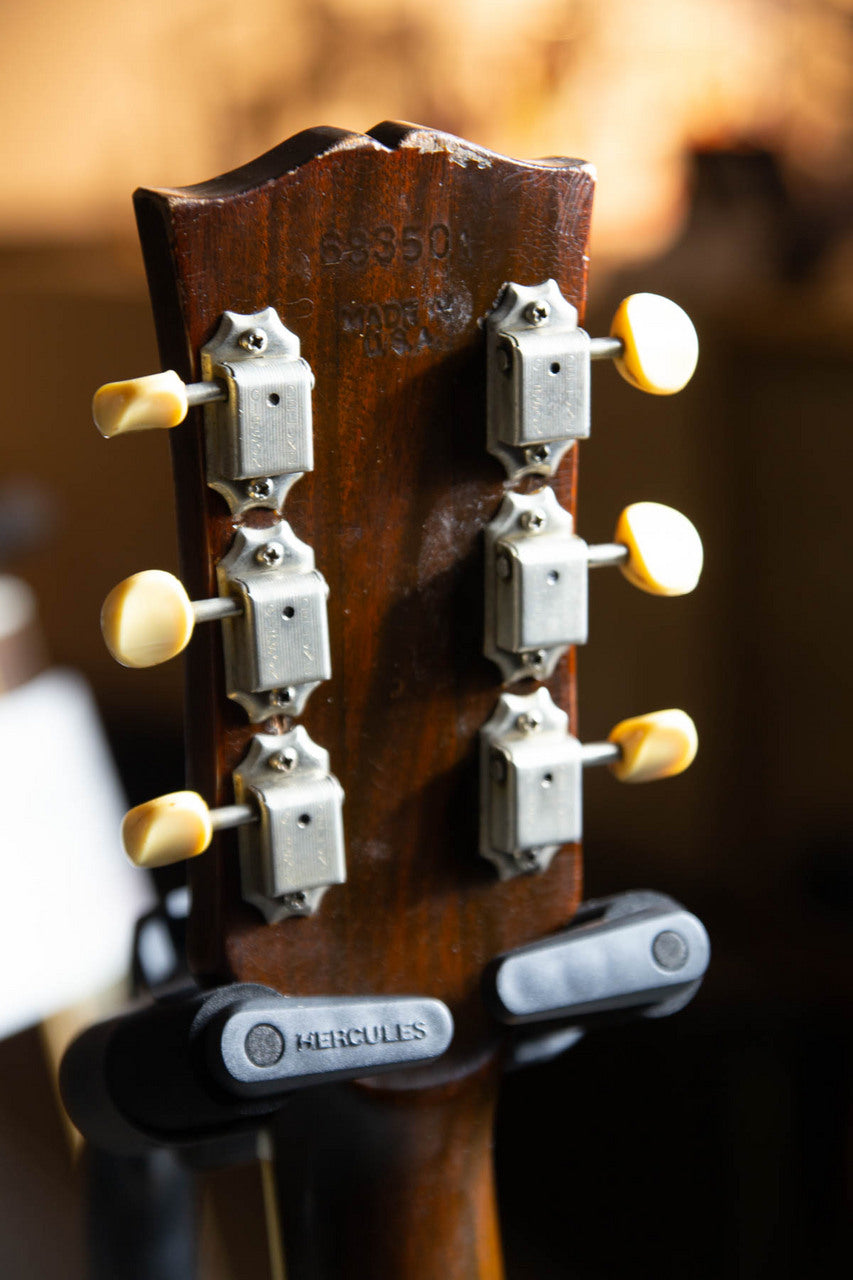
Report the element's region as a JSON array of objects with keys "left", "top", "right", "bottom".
[
  {"left": 79, "top": 123, "right": 707, "bottom": 1280},
  {"left": 131, "top": 123, "right": 592, "bottom": 1044}
]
